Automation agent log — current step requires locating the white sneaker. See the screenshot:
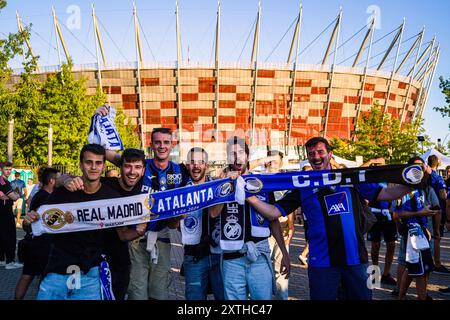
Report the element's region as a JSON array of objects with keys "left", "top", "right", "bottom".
[
  {"left": 5, "top": 262, "right": 23, "bottom": 270},
  {"left": 0, "top": 261, "right": 5, "bottom": 267}
]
